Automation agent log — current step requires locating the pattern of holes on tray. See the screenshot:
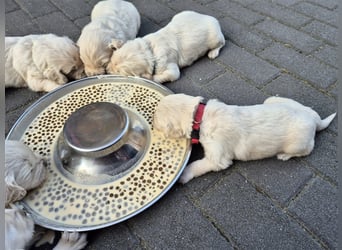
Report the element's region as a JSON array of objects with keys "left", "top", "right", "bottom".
[{"left": 22, "top": 82, "right": 187, "bottom": 227}]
